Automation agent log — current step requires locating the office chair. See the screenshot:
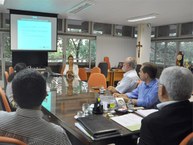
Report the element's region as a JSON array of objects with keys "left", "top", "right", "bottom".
[
  {"left": 0, "top": 87, "right": 11, "bottom": 112},
  {"left": 0, "top": 136, "right": 26, "bottom": 145},
  {"left": 104, "top": 57, "right": 111, "bottom": 69},
  {"left": 90, "top": 67, "right": 101, "bottom": 74},
  {"left": 88, "top": 73, "right": 107, "bottom": 89},
  {"left": 180, "top": 132, "right": 193, "bottom": 145},
  {"left": 78, "top": 68, "right": 87, "bottom": 81},
  {"left": 136, "top": 64, "right": 142, "bottom": 77},
  {"left": 98, "top": 62, "right": 108, "bottom": 78}
]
